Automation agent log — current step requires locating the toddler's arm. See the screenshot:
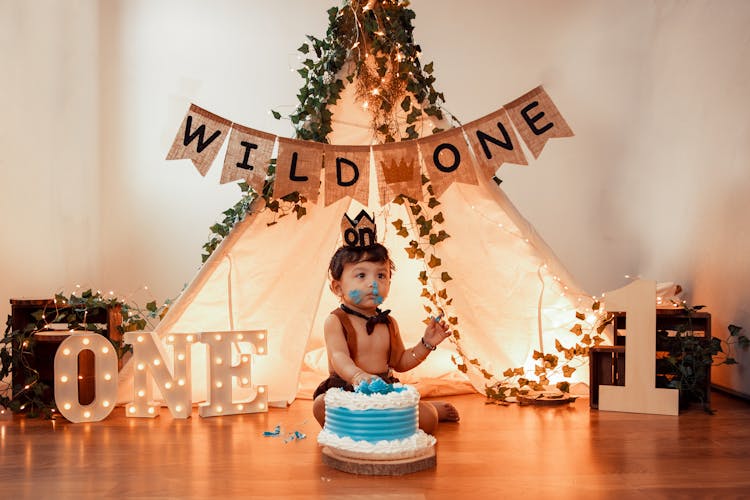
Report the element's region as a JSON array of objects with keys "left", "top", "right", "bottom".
[
  {"left": 392, "top": 316, "right": 451, "bottom": 372},
  {"left": 324, "top": 313, "right": 378, "bottom": 385}
]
